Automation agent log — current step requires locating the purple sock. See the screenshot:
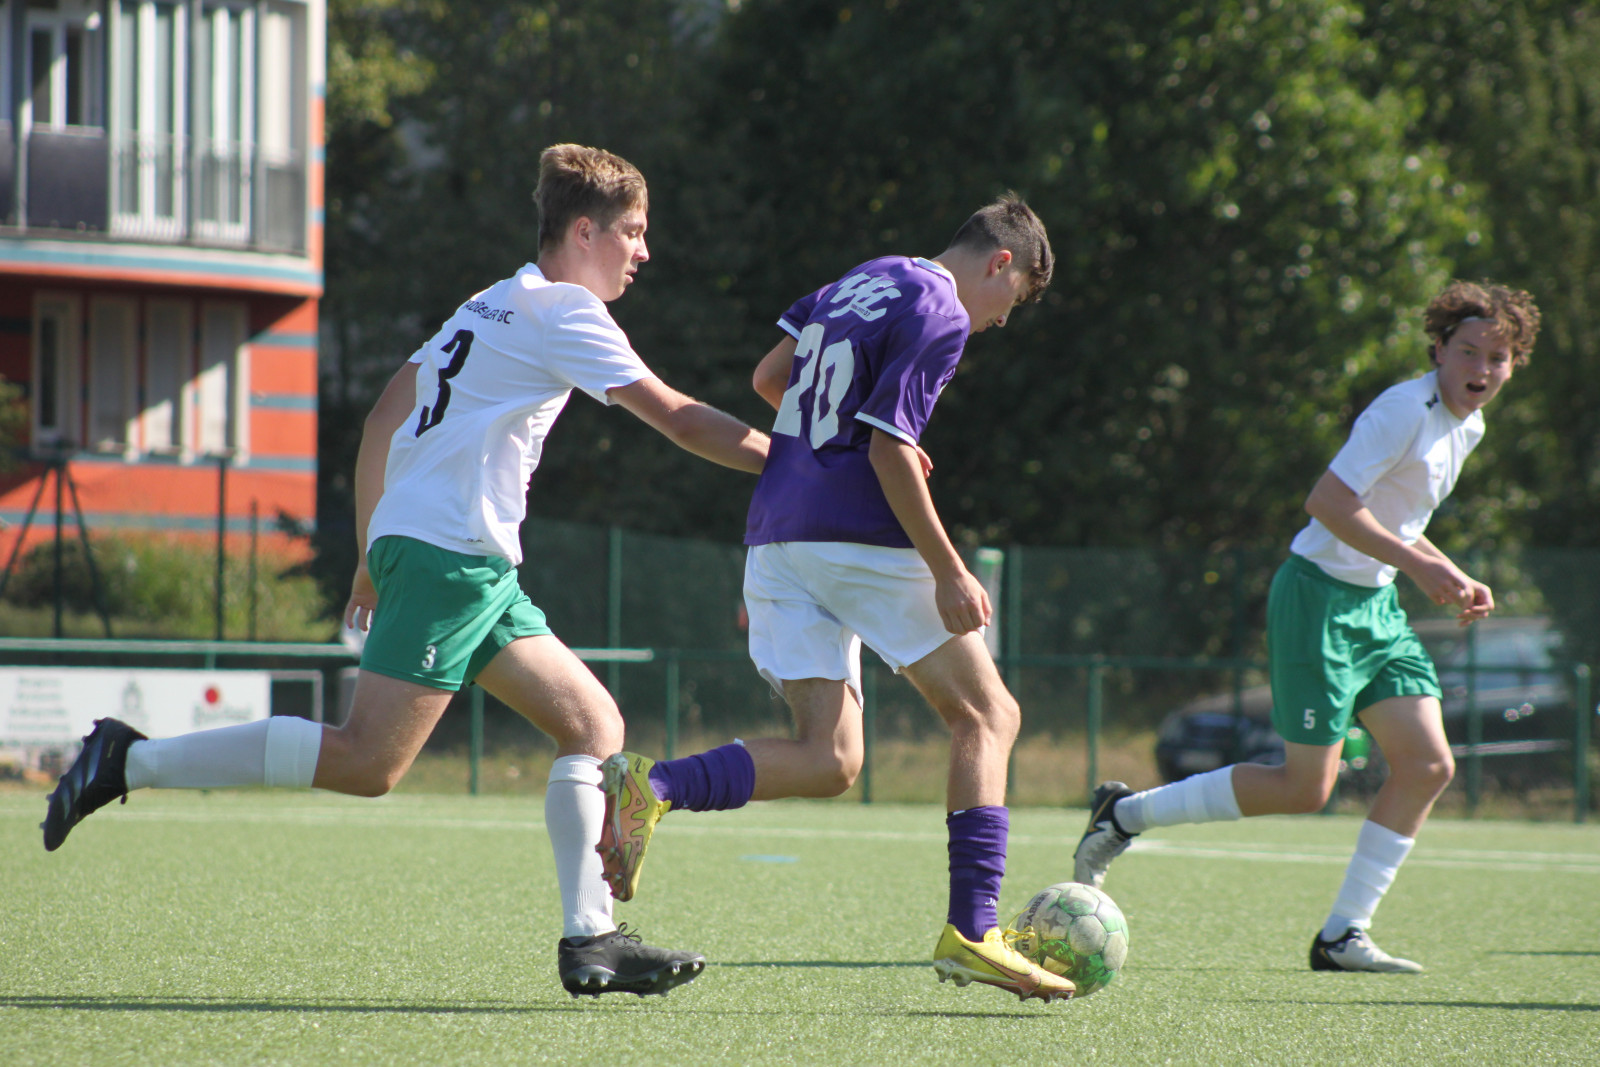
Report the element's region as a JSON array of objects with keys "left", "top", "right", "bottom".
[
  {"left": 646, "top": 743, "right": 756, "bottom": 812},
  {"left": 947, "top": 806, "right": 1009, "bottom": 941}
]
